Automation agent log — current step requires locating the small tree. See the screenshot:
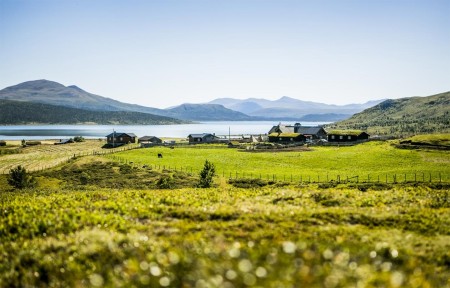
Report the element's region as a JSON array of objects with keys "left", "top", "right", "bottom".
[
  {"left": 198, "top": 160, "right": 216, "bottom": 188},
  {"left": 8, "top": 165, "right": 37, "bottom": 189}
]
